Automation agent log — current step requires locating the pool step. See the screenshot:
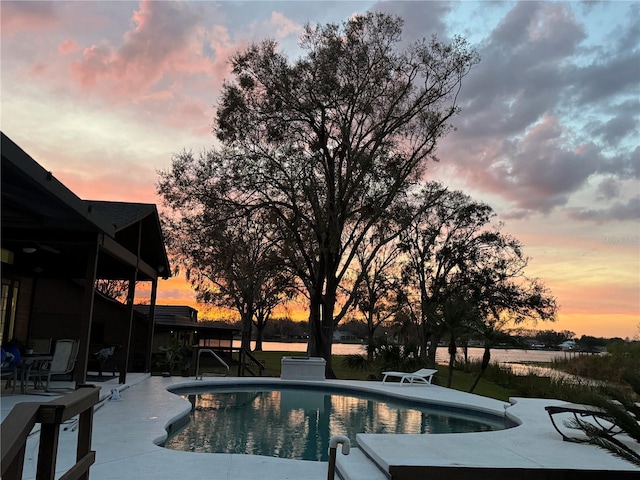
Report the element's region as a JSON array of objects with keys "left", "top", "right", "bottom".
[{"left": 335, "top": 447, "right": 388, "bottom": 480}]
